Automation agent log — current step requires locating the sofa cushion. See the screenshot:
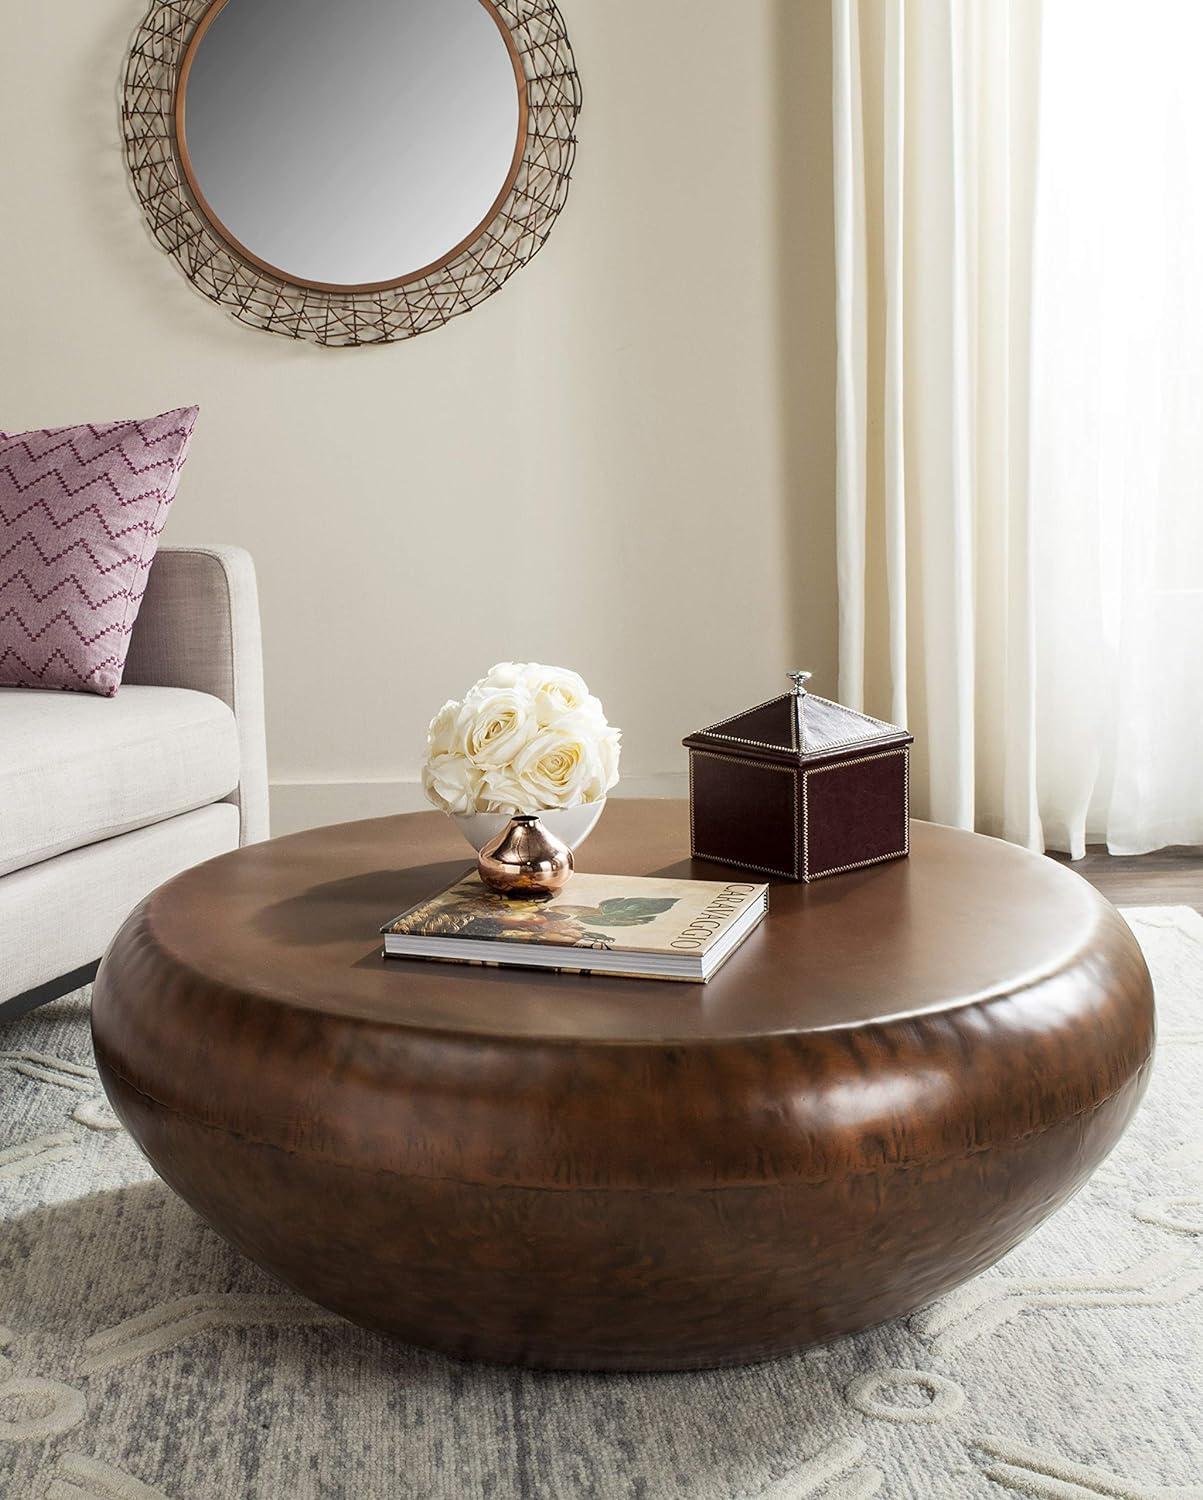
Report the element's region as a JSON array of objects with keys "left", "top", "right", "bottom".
[
  {"left": 1, "top": 804, "right": 240, "bottom": 1003},
  {"left": 0, "top": 406, "right": 198, "bottom": 696},
  {"left": 0, "top": 684, "right": 239, "bottom": 878}
]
